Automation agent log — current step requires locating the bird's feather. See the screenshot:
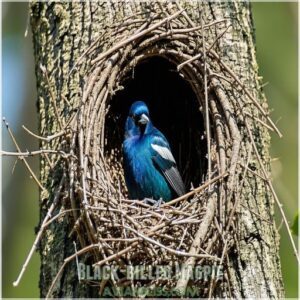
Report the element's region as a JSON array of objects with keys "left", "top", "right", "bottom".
[
  {"left": 151, "top": 144, "right": 176, "bottom": 163},
  {"left": 150, "top": 135, "right": 185, "bottom": 197}
]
